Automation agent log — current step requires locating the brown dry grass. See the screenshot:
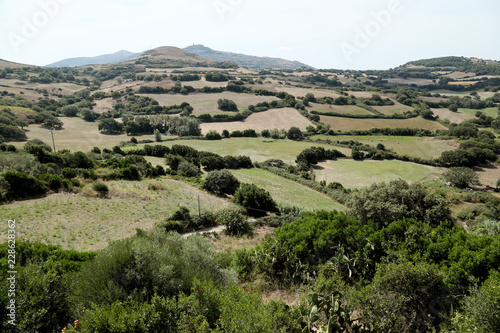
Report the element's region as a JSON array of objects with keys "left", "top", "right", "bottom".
[
  {"left": 141, "top": 92, "right": 279, "bottom": 116},
  {"left": 372, "top": 101, "right": 413, "bottom": 115},
  {"left": 320, "top": 116, "right": 447, "bottom": 131},
  {"left": 93, "top": 98, "right": 114, "bottom": 114},
  {"left": 448, "top": 81, "right": 478, "bottom": 86},
  {"left": 474, "top": 164, "right": 500, "bottom": 187},
  {"left": 432, "top": 108, "right": 475, "bottom": 124},
  {"left": 200, "top": 108, "right": 313, "bottom": 134},
  {"left": 307, "top": 103, "right": 372, "bottom": 115}
]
